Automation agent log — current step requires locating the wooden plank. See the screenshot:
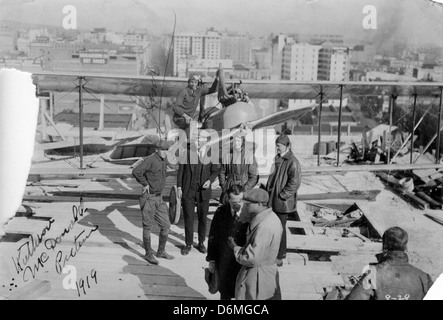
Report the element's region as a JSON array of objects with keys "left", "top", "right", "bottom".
[
  {"left": 299, "top": 190, "right": 380, "bottom": 202},
  {"left": 23, "top": 195, "right": 139, "bottom": 203},
  {"left": 5, "top": 280, "right": 51, "bottom": 300},
  {"left": 424, "top": 211, "right": 443, "bottom": 225},
  {"left": 416, "top": 192, "right": 443, "bottom": 210},
  {"left": 287, "top": 234, "right": 381, "bottom": 253},
  {"left": 376, "top": 173, "right": 430, "bottom": 209},
  {"left": 398, "top": 191, "right": 429, "bottom": 210},
  {"left": 39, "top": 279, "right": 205, "bottom": 300},
  {"left": 26, "top": 190, "right": 381, "bottom": 203},
  {"left": 29, "top": 162, "right": 443, "bottom": 178},
  {"left": 430, "top": 172, "right": 443, "bottom": 180},
  {"left": 376, "top": 172, "right": 400, "bottom": 186},
  {"left": 343, "top": 228, "right": 370, "bottom": 242},
  {"left": 287, "top": 221, "right": 317, "bottom": 229},
  {"left": 413, "top": 168, "right": 437, "bottom": 179}
]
